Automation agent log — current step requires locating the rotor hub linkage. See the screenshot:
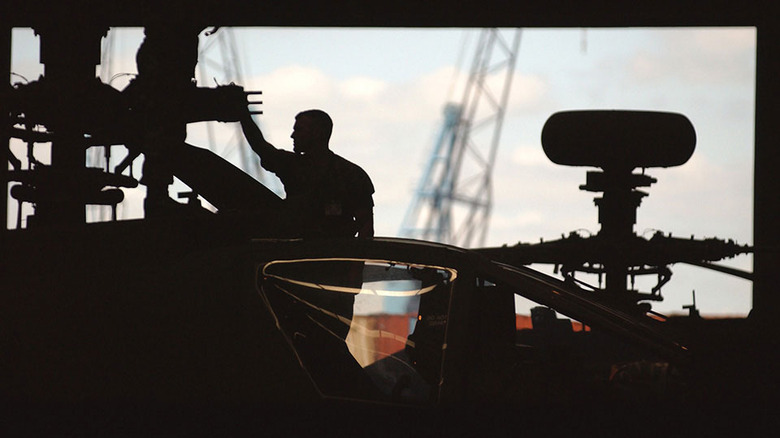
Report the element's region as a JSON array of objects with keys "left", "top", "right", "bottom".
[{"left": 478, "top": 110, "right": 752, "bottom": 310}]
